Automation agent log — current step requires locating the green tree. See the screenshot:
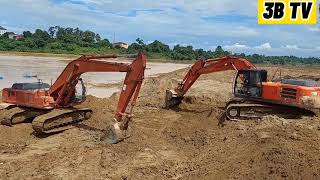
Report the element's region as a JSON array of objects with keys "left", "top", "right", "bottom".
[
  {"left": 95, "top": 34, "right": 101, "bottom": 42},
  {"left": 1, "top": 32, "right": 11, "bottom": 39},
  {"left": 171, "top": 44, "right": 196, "bottom": 60},
  {"left": 82, "top": 31, "right": 96, "bottom": 44},
  {"left": 23, "top": 31, "right": 32, "bottom": 38},
  {"left": 146, "top": 40, "right": 170, "bottom": 53},
  {"left": 136, "top": 38, "right": 145, "bottom": 46},
  {"left": 32, "top": 29, "right": 50, "bottom": 48},
  {"left": 96, "top": 39, "right": 112, "bottom": 48},
  {"left": 48, "top": 26, "right": 59, "bottom": 38},
  {"left": 24, "top": 38, "right": 36, "bottom": 48},
  {"left": 0, "top": 25, "right": 319, "bottom": 65},
  {"left": 128, "top": 43, "right": 141, "bottom": 53},
  {"left": 214, "top": 46, "right": 225, "bottom": 56}
]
